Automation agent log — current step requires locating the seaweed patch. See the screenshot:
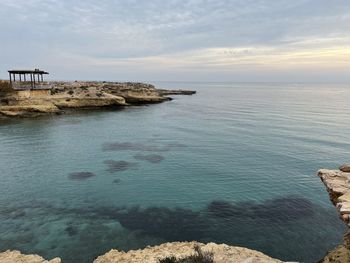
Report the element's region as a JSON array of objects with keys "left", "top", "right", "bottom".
[
  {"left": 65, "top": 225, "right": 79, "bottom": 237},
  {"left": 133, "top": 154, "right": 165, "bottom": 163},
  {"left": 102, "top": 142, "right": 169, "bottom": 152},
  {"left": 113, "top": 179, "right": 121, "bottom": 184},
  {"left": 206, "top": 197, "right": 314, "bottom": 222},
  {"left": 104, "top": 160, "right": 138, "bottom": 173},
  {"left": 68, "top": 172, "right": 96, "bottom": 180}
]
